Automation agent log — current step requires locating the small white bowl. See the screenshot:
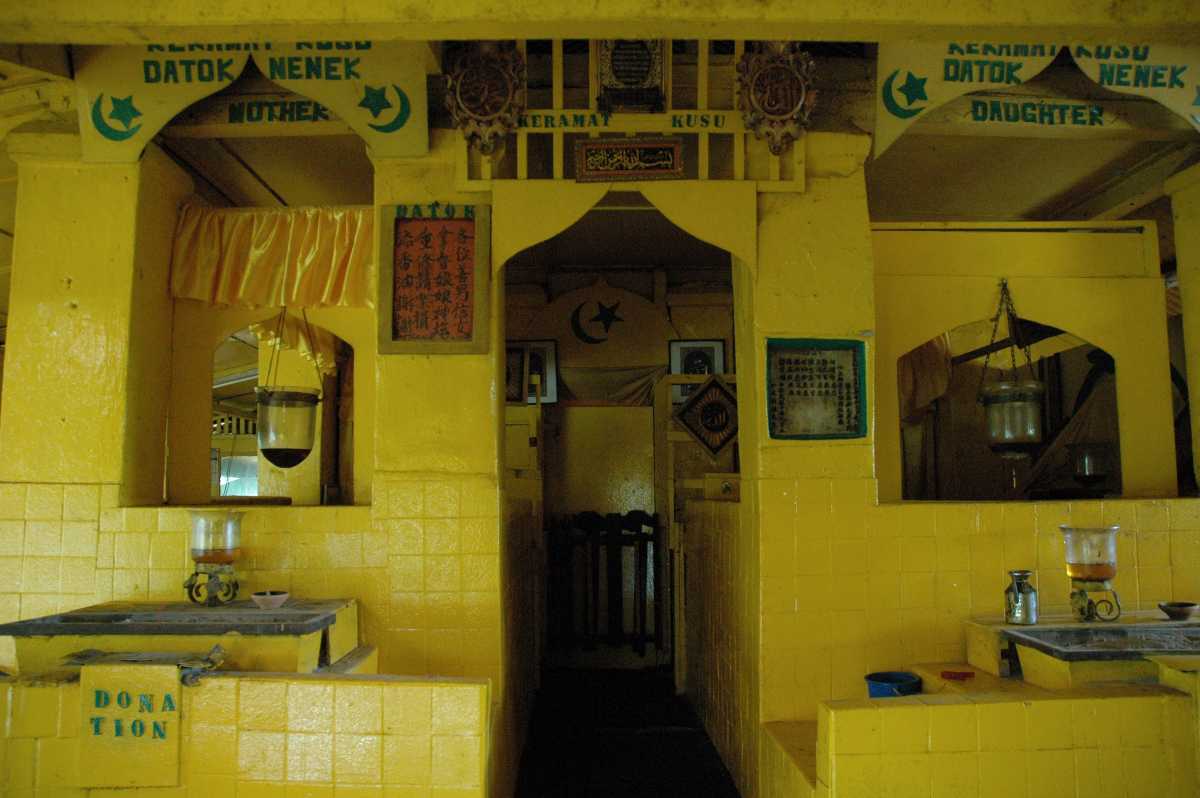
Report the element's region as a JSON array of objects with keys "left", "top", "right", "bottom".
[{"left": 251, "top": 590, "right": 290, "bottom": 610}]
